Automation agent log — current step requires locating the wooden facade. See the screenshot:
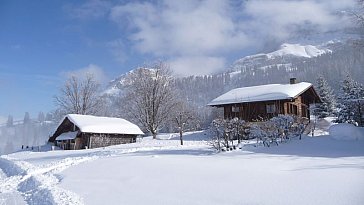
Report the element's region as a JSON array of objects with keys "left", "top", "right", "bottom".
[
  {"left": 49, "top": 117, "right": 138, "bottom": 150},
  {"left": 211, "top": 86, "right": 321, "bottom": 121}
]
